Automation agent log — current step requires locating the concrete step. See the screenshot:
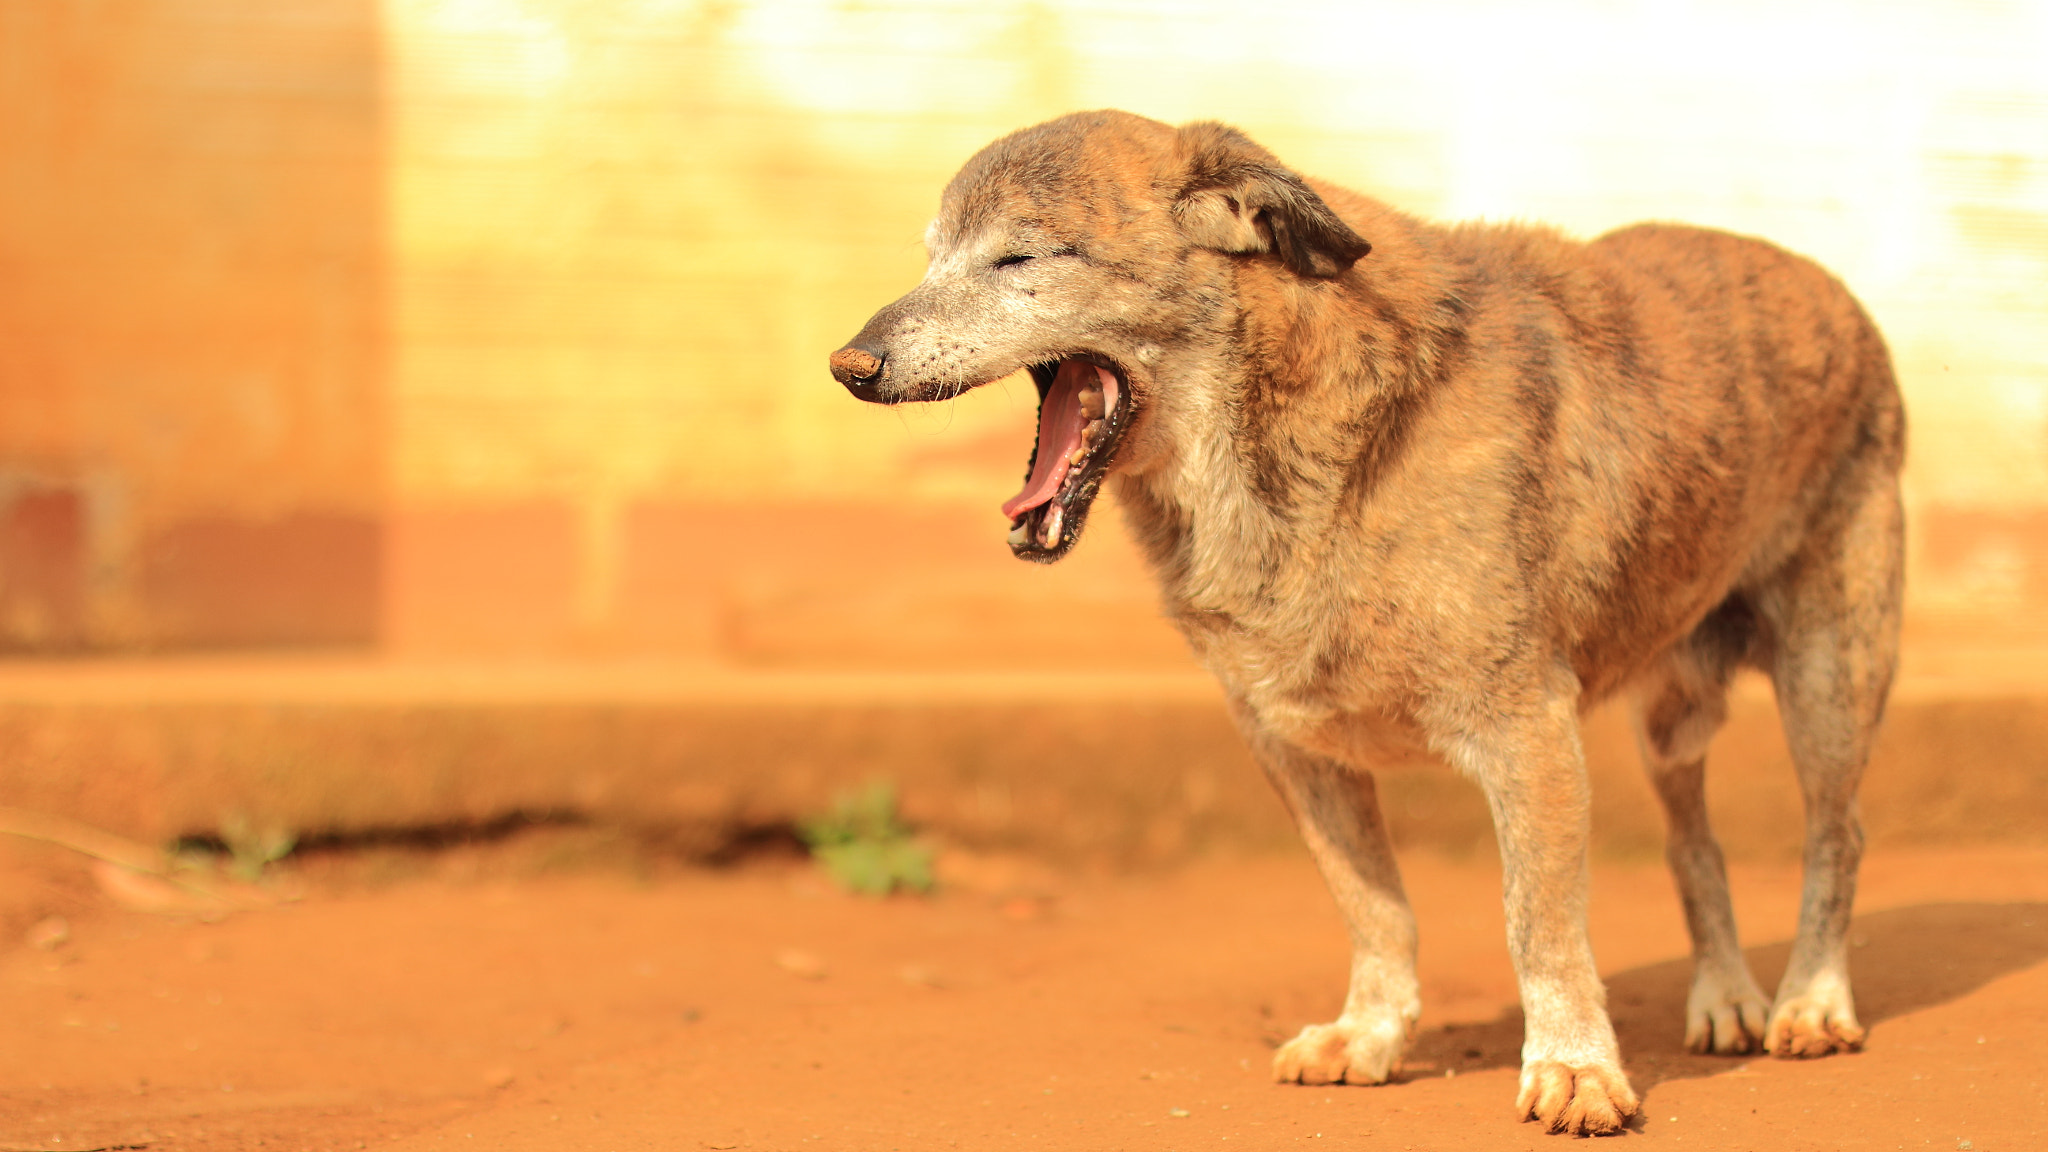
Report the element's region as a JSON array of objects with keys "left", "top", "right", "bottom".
[{"left": 1, "top": 648, "right": 2044, "bottom": 864}]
